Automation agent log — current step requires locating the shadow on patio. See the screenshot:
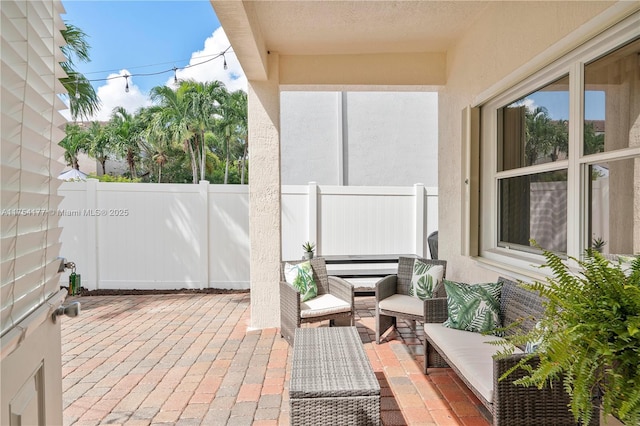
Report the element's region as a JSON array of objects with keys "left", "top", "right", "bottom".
[{"left": 61, "top": 293, "right": 489, "bottom": 425}]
